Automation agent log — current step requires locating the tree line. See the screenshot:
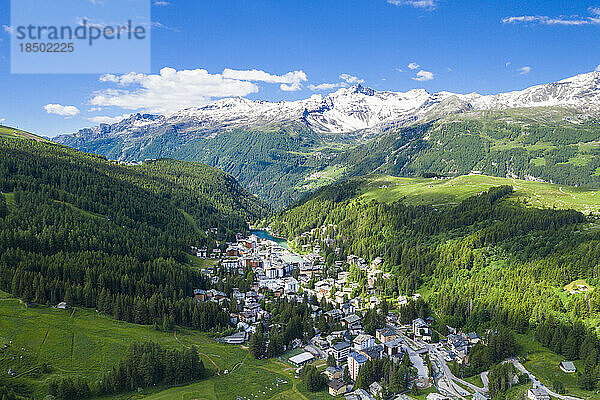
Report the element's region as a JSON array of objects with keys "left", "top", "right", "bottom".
[{"left": 48, "top": 342, "right": 207, "bottom": 400}]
